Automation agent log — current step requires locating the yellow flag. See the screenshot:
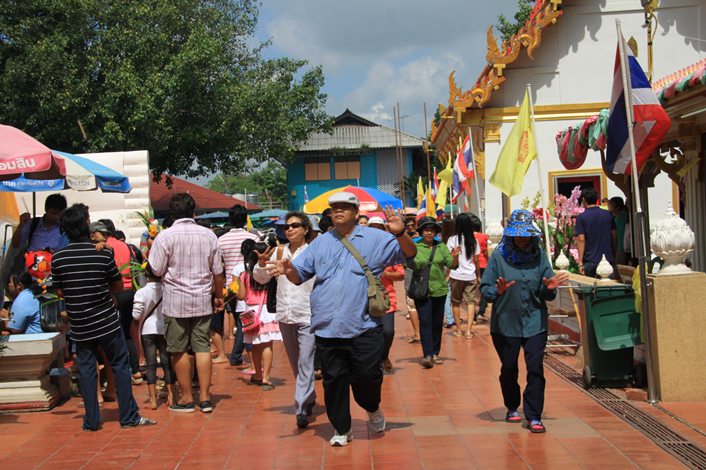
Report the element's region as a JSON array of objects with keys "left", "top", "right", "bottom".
[
  {"left": 426, "top": 182, "right": 436, "bottom": 219},
  {"left": 246, "top": 214, "right": 253, "bottom": 231},
  {"left": 417, "top": 176, "right": 424, "bottom": 208},
  {"left": 436, "top": 157, "right": 452, "bottom": 211},
  {"left": 489, "top": 89, "right": 537, "bottom": 197}
]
